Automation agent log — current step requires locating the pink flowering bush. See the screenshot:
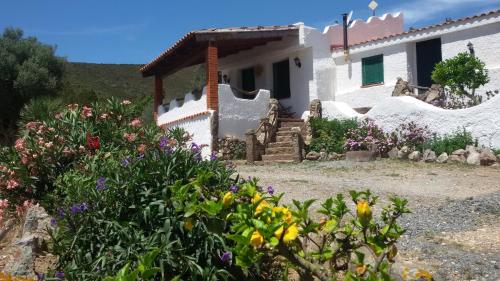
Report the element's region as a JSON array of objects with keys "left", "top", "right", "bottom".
[
  {"left": 0, "top": 98, "right": 155, "bottom": 215},
  {"left": 344, "top": 120, "right": 395, "bottom": 155},
  {"left": 391, "top": 122, "right": 432, "bottom": 151}
]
